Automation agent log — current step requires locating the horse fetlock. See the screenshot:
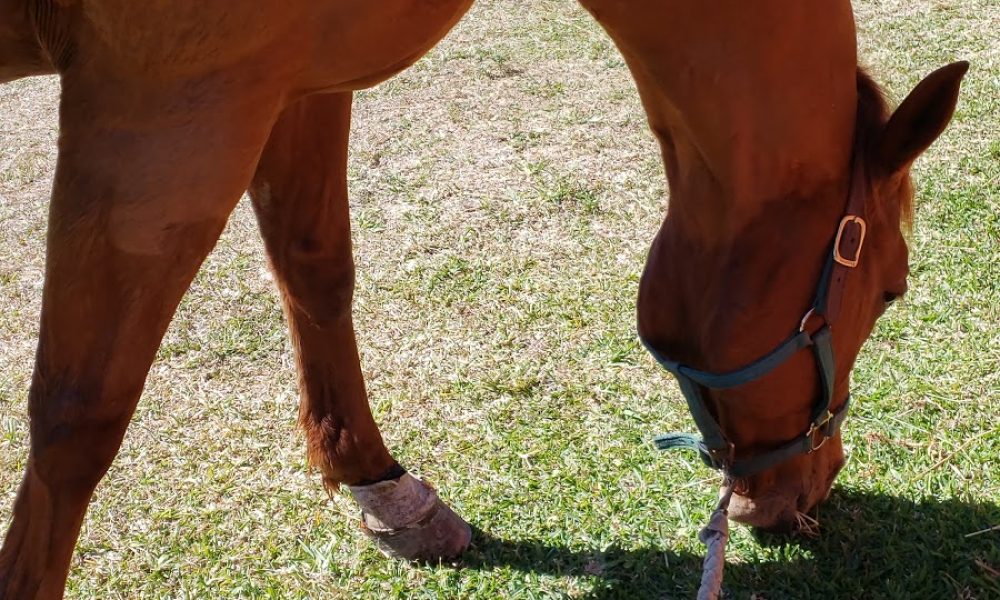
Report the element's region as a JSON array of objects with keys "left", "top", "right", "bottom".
[{"left": 347, "top": 472, "right": 471, "bottom": 562}]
